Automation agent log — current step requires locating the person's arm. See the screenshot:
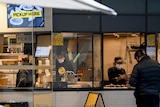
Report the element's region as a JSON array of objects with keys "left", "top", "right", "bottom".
[
  {"left": 16, "top": 71, "right": 20, "bottom": 87},
  {"left": 108, "top": 68, "right": 117, "bottom": 84},
  {"left": 129, "top": 65, "right": 139, "bottom": 87},
  {"left": 113, "top": 69, "right": 126, "bottom": 81},
  {"left": 120, "top": 69, "right": 128, "bottom": 80}
]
